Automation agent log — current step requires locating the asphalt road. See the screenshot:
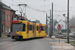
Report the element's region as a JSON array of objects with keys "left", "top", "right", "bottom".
[{"left": 0, "top": 37, "right": 57, "bottom": 50}]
